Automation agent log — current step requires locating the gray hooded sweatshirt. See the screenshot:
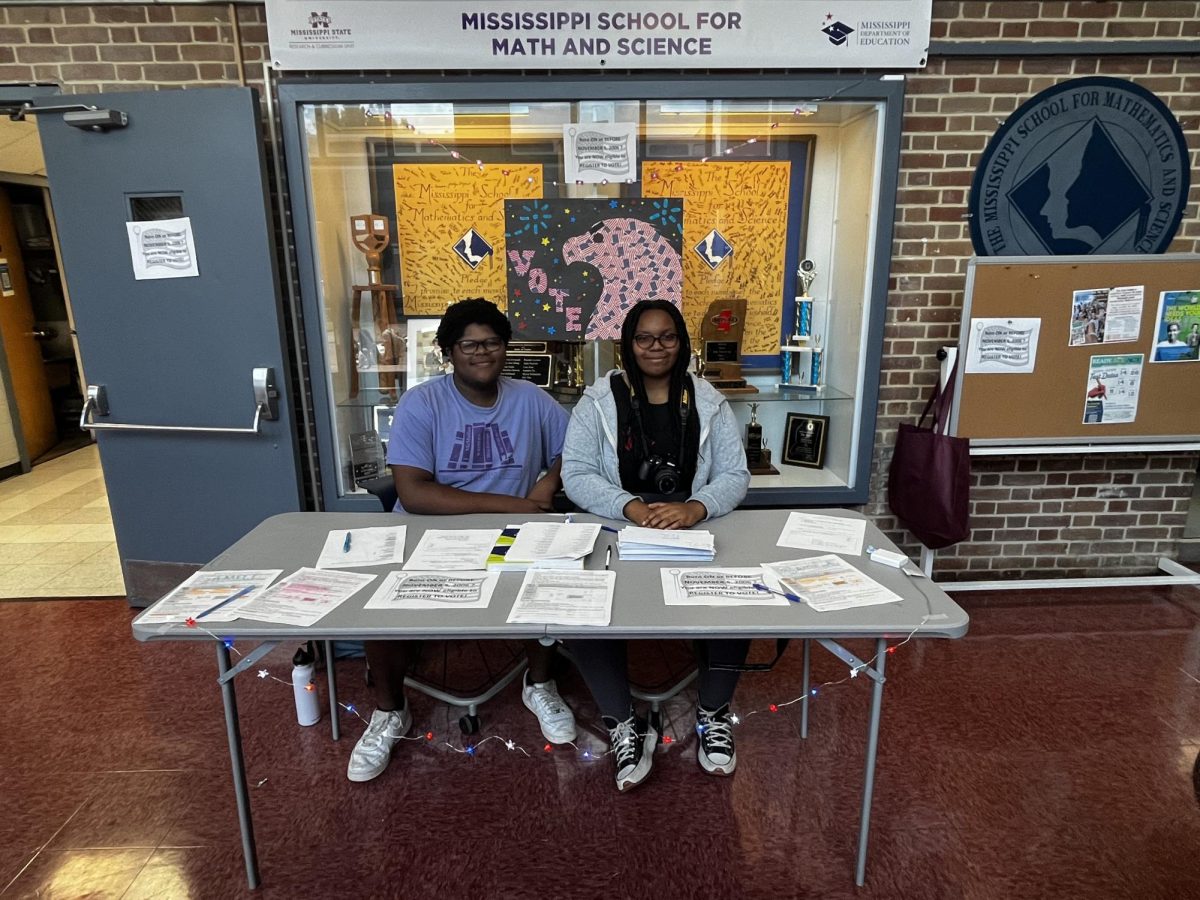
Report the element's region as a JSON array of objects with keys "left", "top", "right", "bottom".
[{"left": 562, "top": 370, "right": 751, "bottom": 521}]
